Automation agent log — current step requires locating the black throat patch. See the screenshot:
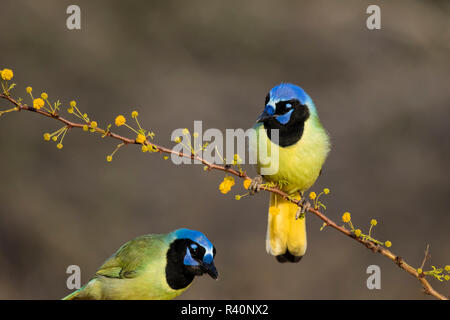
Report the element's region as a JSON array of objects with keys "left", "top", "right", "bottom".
[
  {"left": 165, "top": 239, "right": 195, "bottom": 290},
  {"left": 263, "top": 104, "right": 310, "bottom": 147}
]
